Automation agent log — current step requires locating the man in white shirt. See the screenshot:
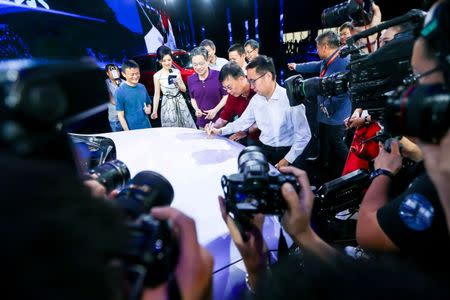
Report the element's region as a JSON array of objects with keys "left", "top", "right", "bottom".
[{"left": 206, "top": 55, "right": 311, "bottom": 169}]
